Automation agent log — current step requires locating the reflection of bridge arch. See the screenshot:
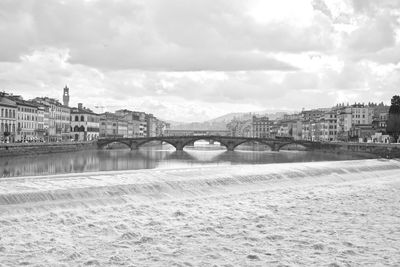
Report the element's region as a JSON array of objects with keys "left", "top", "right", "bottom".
[
  {"left": 99, "top": 140, "right": 132, "bottom": 149},
  {"left": 277, "top": 141, "right": 313, "bottom": 151},
  {"left": 231, "top": 140, "right": 274, "bottom": 151}
]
